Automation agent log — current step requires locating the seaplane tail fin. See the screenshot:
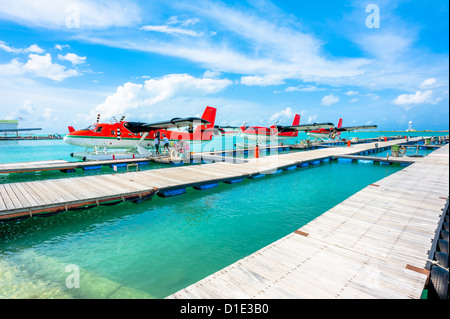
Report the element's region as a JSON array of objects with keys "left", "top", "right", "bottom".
[
  {"left": 194, "top": 106, "right": 217, "bottom": 140},
  {"left": 68, "top": 126, "right": 75, "bottom": 133},
  {"left": 202, "top": 106, "right": 217, "bottom": 128},
  {"left": 292, "top": 114, "right": 300, "bottom": 126},
  {"left": 337, "top": 118, "right": 343, "bottom": 137}
]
